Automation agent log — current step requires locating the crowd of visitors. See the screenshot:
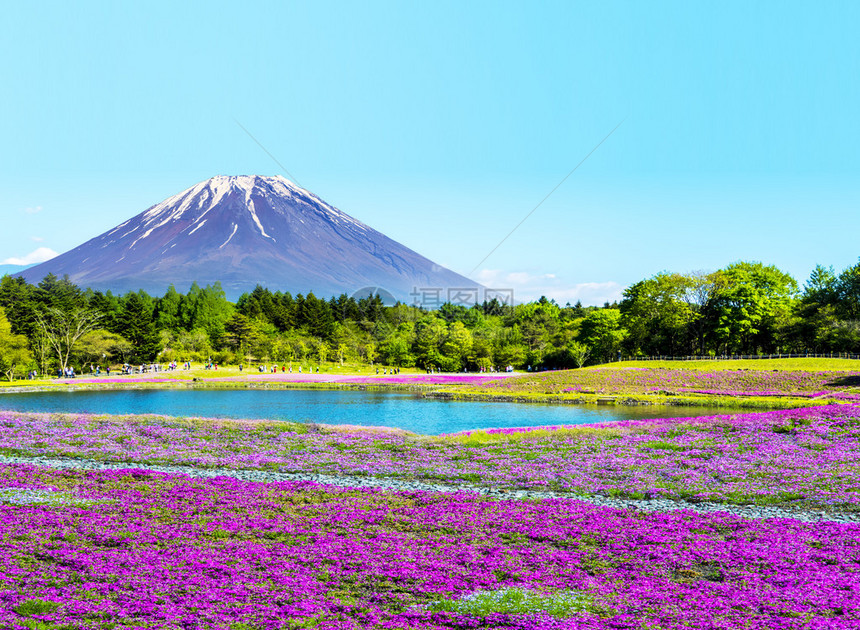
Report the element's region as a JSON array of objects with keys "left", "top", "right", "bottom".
[{"left": 36, "top": 361, "right": 511, "bottom": 379}]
